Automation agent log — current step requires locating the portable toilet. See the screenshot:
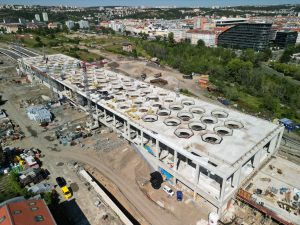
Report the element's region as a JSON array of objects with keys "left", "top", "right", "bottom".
[{"left": 177, "top": 191, "right": 183, "bottom": 201}]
